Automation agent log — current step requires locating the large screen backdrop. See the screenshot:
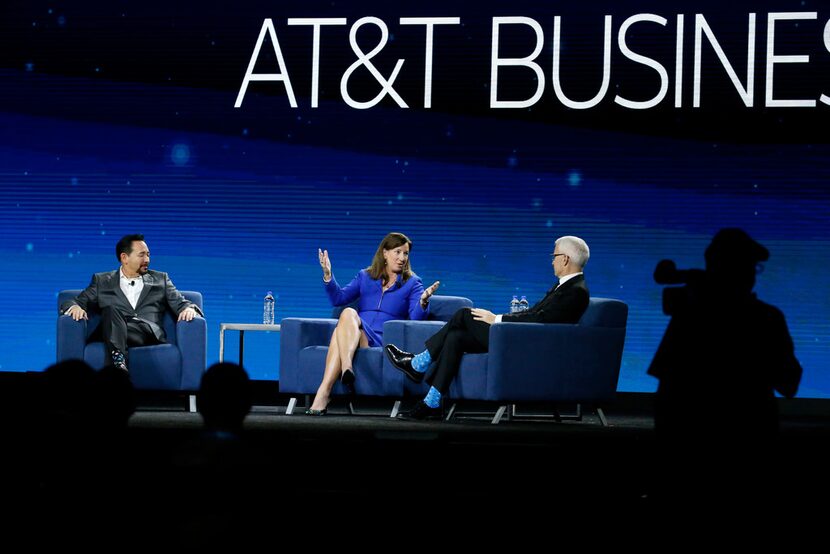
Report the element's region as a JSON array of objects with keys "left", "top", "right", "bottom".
[{"left": 1, "top": 1, "right": 827, "bottom": 396}]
